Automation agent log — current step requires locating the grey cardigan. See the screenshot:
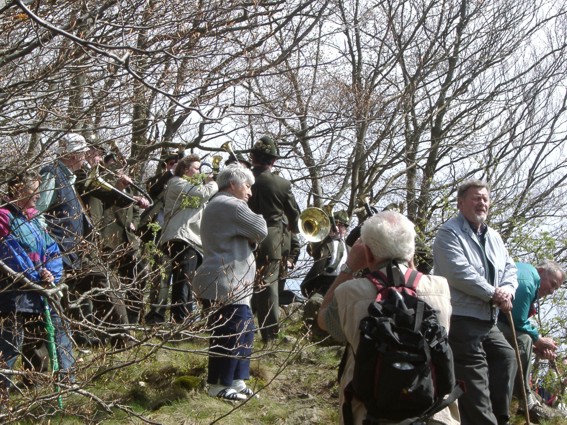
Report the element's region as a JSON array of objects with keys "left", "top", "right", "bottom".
[
  {"left": 433, "top": 213, "right": 517, "bottom": 321},
  {"left": 193, "top": 192, "right": 267, "bottom": 306}
]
